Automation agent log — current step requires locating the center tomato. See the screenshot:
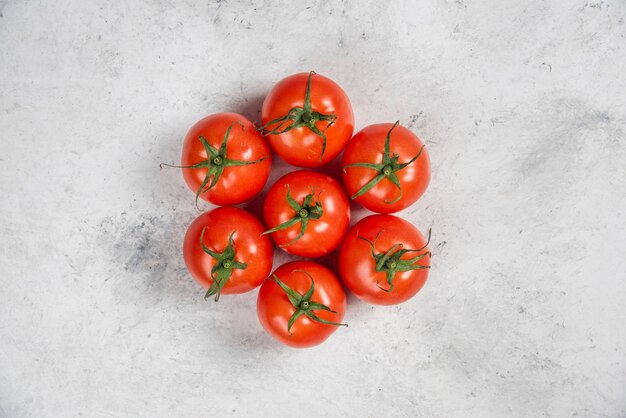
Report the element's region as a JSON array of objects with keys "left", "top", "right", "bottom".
[{"left": 262, "top": 170, "right": 350, "bottom": 258}]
